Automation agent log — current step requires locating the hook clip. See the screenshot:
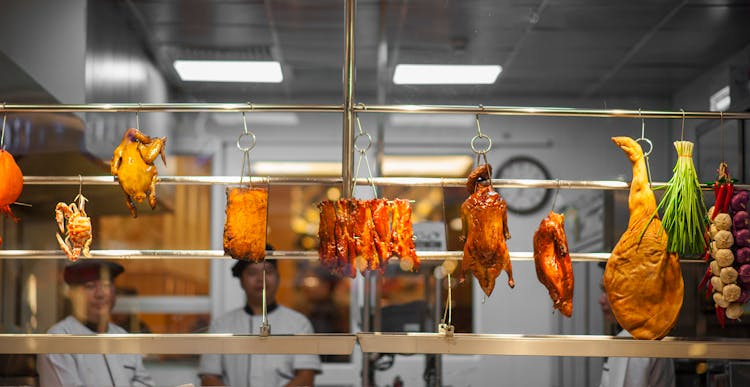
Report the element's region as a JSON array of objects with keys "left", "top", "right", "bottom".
[
  {"left": 470, "top": 113, "right": 492, "bottom": 155},
  {"left": 237, "top": 111, "right": 257, "bottom": 152},
  {"left": 635, "top": 109, "right": 653, "bottom": 157}
]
